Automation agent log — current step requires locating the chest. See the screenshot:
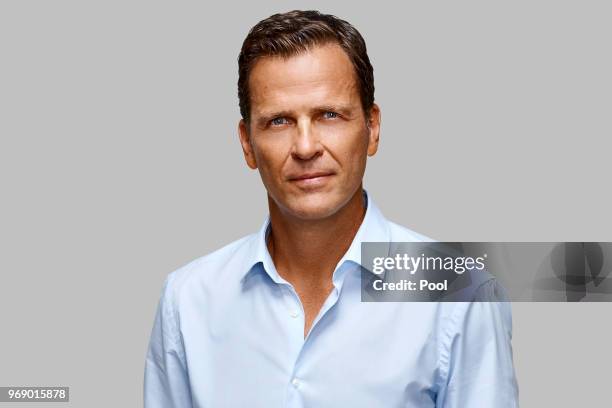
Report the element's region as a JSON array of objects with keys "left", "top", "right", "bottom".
[{"left": 179, "top": 277, "right": 442, "bottom": 407}]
